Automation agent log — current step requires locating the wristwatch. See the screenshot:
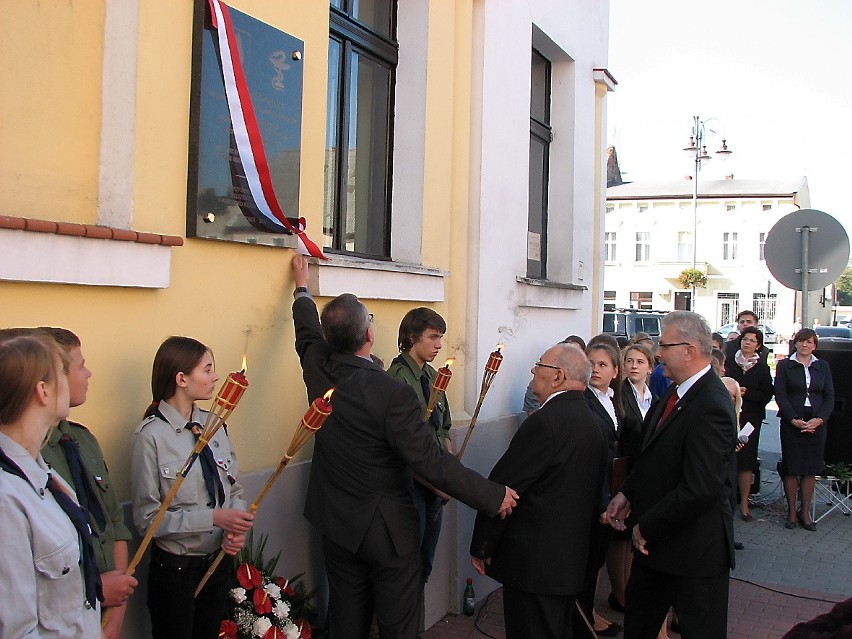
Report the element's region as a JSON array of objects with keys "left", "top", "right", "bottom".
[{"left": 294, "top": 286, "right": 309, "bottom": 297}]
